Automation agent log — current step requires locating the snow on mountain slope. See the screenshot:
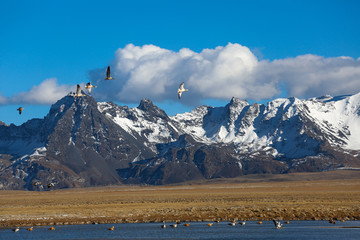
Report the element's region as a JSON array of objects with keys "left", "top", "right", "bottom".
[
  {"left": 97, "top": 92, "right": 360, "bottom": 158},
  {"left": 98, "top": 99, "right": 178, "bottom": 144},
  {"left": 171, "top": 93, "right": 360, "bottom": 158},
  {"left": 1, "top": 92, "right": 360, "bottom": 190},
  {"left": 0, "top": 119, "right": 45, "bottom": 158},
  {"left": 305, "top": 92, "right": 360, "bottom": 149}
]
